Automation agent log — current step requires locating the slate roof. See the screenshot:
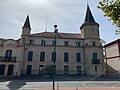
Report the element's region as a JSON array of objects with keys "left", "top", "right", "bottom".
[
  {"left": 85, "top": 5, "right": 96, "bottom": 23},
  {"left": 22, "top": 15, "right": 31, "bottom": 30}
]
